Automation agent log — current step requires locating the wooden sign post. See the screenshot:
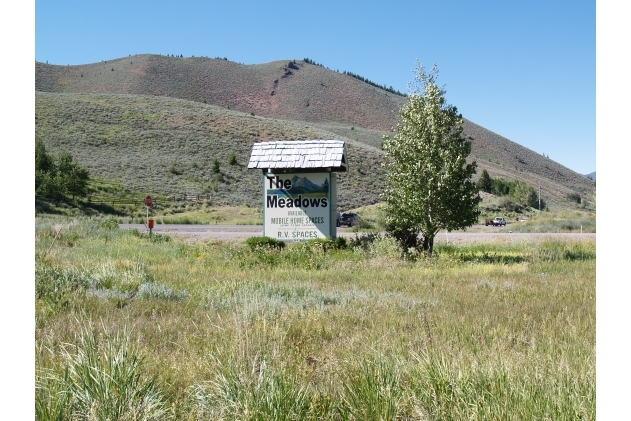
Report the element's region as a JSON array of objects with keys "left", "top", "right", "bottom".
[{"left": 144, "top": 196, "right": 153, "bottom": 236}]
